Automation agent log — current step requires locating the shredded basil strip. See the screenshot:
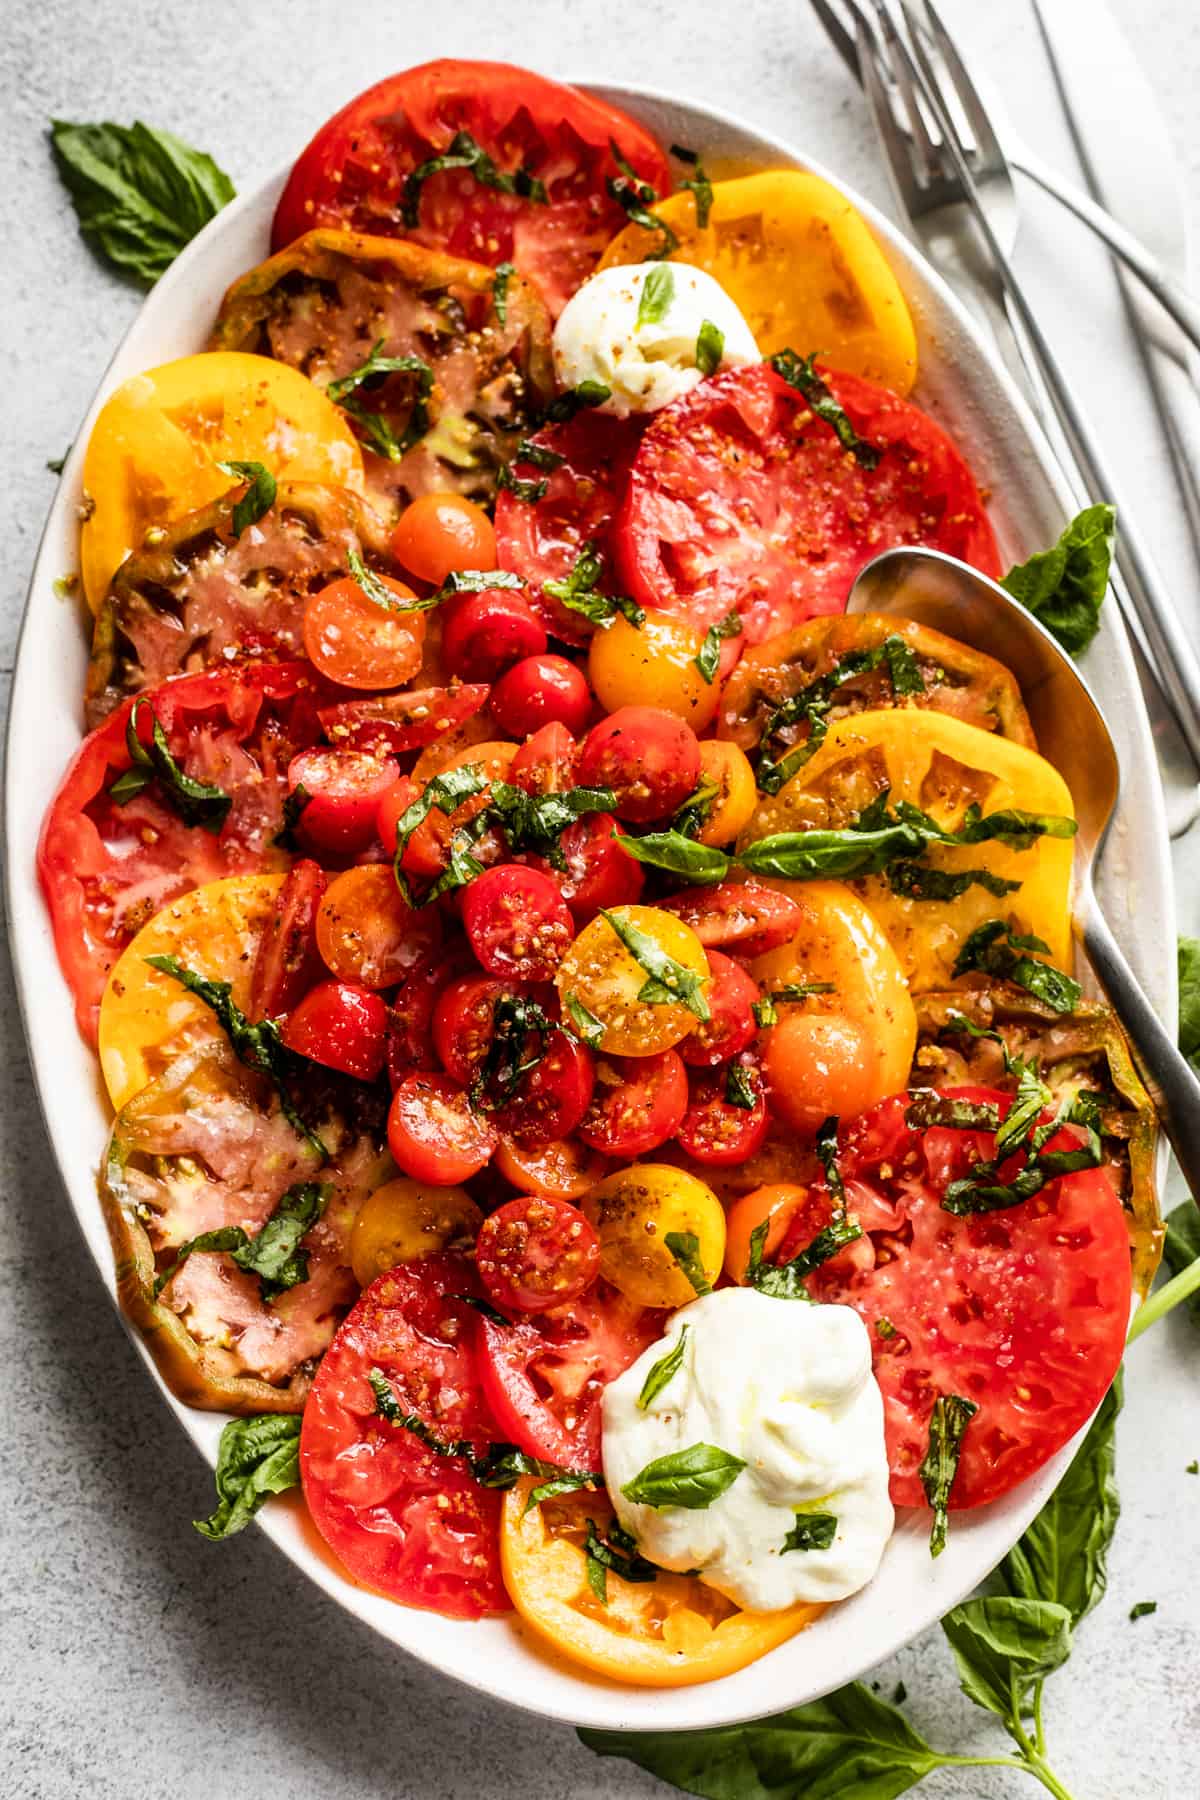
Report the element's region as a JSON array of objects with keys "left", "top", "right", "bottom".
[
  {"left": 469, "top": 995, "right": 553, "bottom": 1112},
  {"left": 402, "top": 129, "right": 547, "bottom": 229},
  {"left": 753, "top": 983, "right": 836, "bottom": 1028},
  {"left": 952, "top": 920, "right": 1082, "bottom": 1014},
  {"left": 664, "top": 1230, "right": 713, "bottom": 1297},
  {"left": 108, "top": 694, "right": 232, "bottom": 829},
  {"left": 488, "top": 779, "right": 616, "bottom": 869},
  {"left": 214, "top": 458, "right": 276, "bottom": 536},
  {"left": 390, "top": 765, "right": 489, "bottom": 904},
  {"left": 637, "top": 1326, "right": 690, "bottom": 1410},
  {"left": 154, "top": 1182, "right": 329, "bottom": 1301},
  {"left": 769, "top": 348, "right": 881, "bottom": 469},
  {"left": 636, "top": 263, "right": 676, "bottom": 327},
  {"left": 193, "top": 1415, "right": 300, "bottom": 1541},
  {"left": 693, "top": 608, "right": 742, "bottom": 682},
  {"left": 724, "top": 1060, "right": 759, "bottom": 1110},
  {"left": 746, "top": 1120, "right": 861, "bottom": 1298},
  {"left": 671, "top": 778, "right": 720, "bottom": 841},
  {"left": 540, "top": 379, "right": 613, "bottom": 425},
  {"left": 492, "top": 260, "right": 516, "bottom": 324},
  {"left": 920, "top": 1394, "right": 978, "bottom": 1557},
  {"left": 607, "top": 139, "right": 678, "bottom": 258},
  {"left": 905, "top": 1092, "right": 1001, "bottom": 1132},
  {"left": 782, "top": 1511, "right": 839, "bottom": 1553},
  {"left": 344, "top": 545, "right": 430, "bottom": 615},
  {"left": 600, "top": 908, "right": 710, "bottom": 1019},
  {"left": 326, "top": 340, "right": 435, "bottom": 460},
  {"left": 753, "top": 637, "right": 926, "bottom": 794},
  {"left": 497, "top": 463, "right": 549, "bottom": 503},
  {"left": 670, "top": 143, "right": 714, "bottom": 227},
  {"left": 564, "top": 991, "right": 607, "bottom": 1049},
  {"left": 695, "top": 318, "right": 724, "bottom": 377},
  {"left": 543, "top": 540, "right": 644, "bottom": 629},
  {"left": 585, "top": 1518, "right": 658, "bottom": 1602}
]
